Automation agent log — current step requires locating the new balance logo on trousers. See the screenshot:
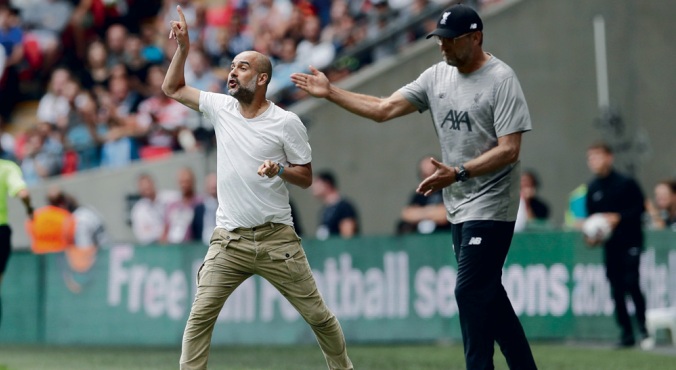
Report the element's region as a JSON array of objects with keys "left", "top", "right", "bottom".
[{"left": 468, "top": 237, "right": 482, "bottom": 245}]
